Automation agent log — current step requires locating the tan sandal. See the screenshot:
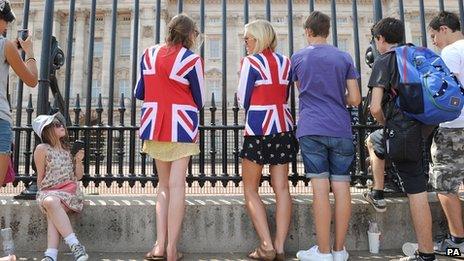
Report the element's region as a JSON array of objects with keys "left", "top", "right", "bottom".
[
  {"left": 248, "top": 246, "right": 276, "bottom": 261},
  {"left": 274, "top": 252, "right": 285, "bottom": 261},
  {"left": 144, "top": 251, "right": 166, "bottom": 260}
]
